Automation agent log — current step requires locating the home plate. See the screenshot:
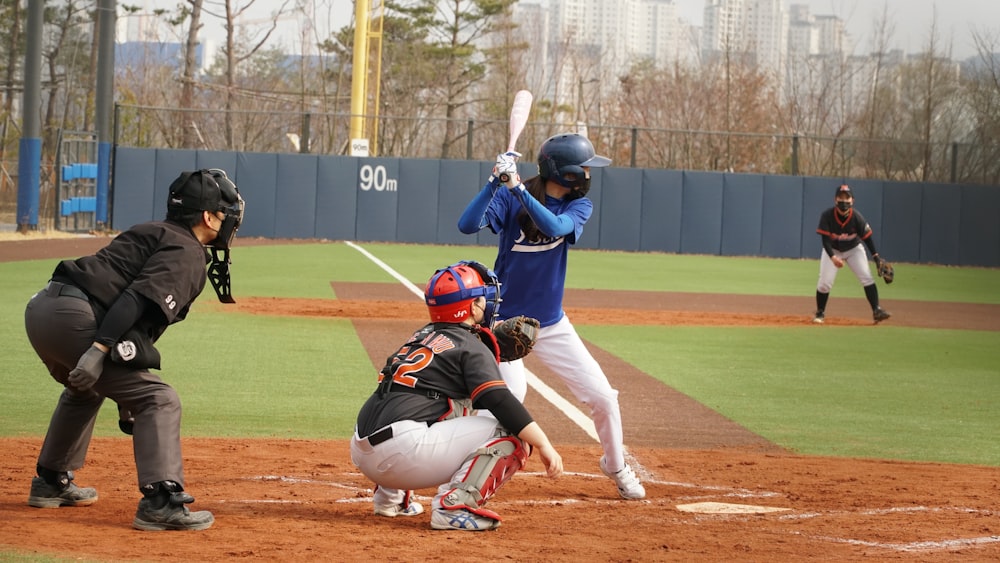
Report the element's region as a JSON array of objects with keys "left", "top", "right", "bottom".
[{"left": 676, "top": 502, "right": 791, "bottom": 514}]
